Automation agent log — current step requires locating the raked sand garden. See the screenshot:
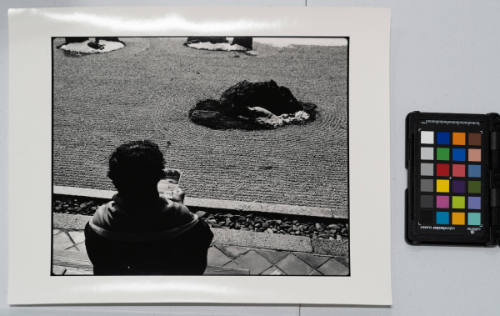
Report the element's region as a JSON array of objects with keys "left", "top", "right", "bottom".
[{"left": 52, "top": 37, "right": 348, "bottom": 216}]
